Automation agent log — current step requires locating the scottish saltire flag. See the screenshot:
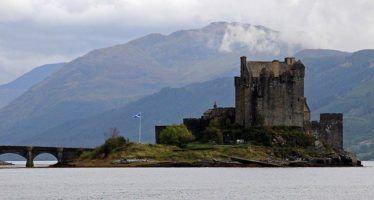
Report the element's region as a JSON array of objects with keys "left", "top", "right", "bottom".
[{"left": 133, "top": 112, "right": 141, "bottom": 118}]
